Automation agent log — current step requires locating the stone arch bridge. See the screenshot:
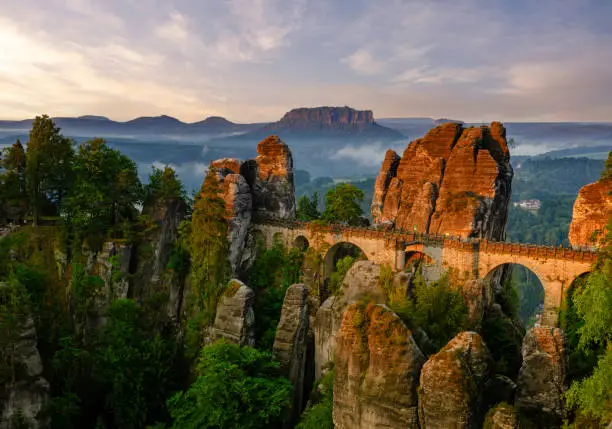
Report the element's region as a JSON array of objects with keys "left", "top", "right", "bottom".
[{"left": 252, "top": 220, "right": 598, "bottom": 326}]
